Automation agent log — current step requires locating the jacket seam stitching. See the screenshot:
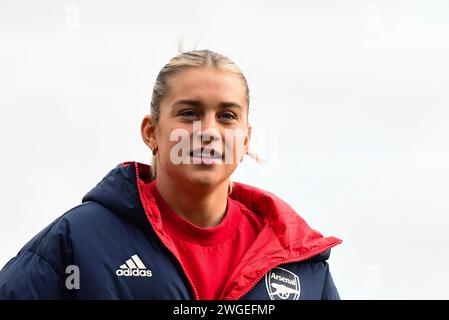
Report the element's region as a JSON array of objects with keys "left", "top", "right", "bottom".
[
  {"left": 321, "top": 261, "right": 329, "bottom": 300},
  {"left": 25, "top": 249, "right": 65, "bottom": 284}
]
